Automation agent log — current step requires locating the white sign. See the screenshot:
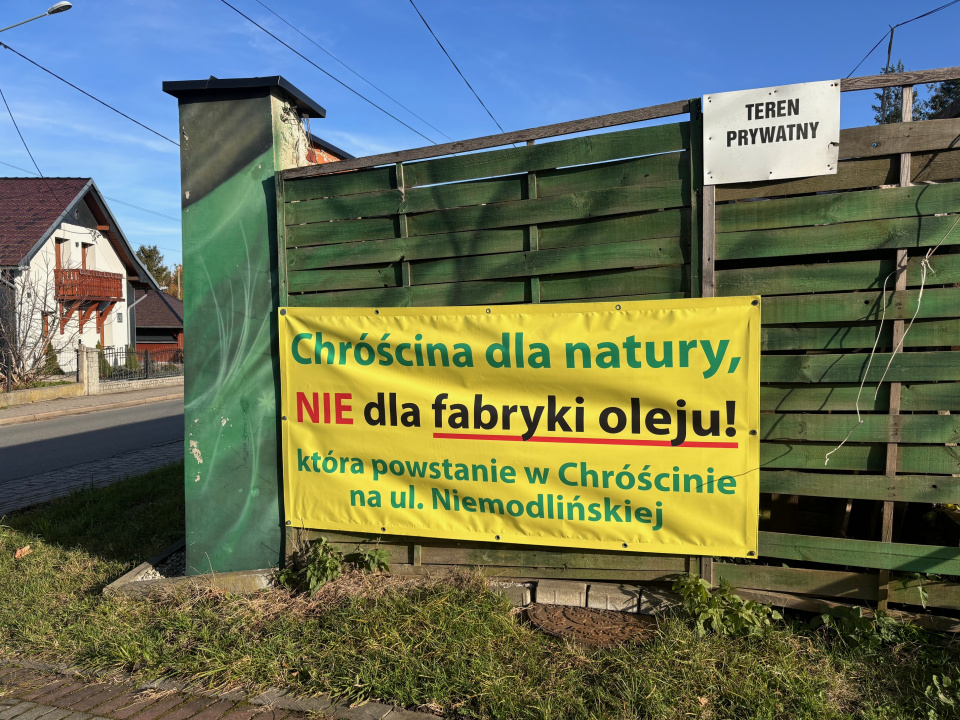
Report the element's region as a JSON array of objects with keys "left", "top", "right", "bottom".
[{"left": 703, "top": 79, "right": 841, "bottom": 185}]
